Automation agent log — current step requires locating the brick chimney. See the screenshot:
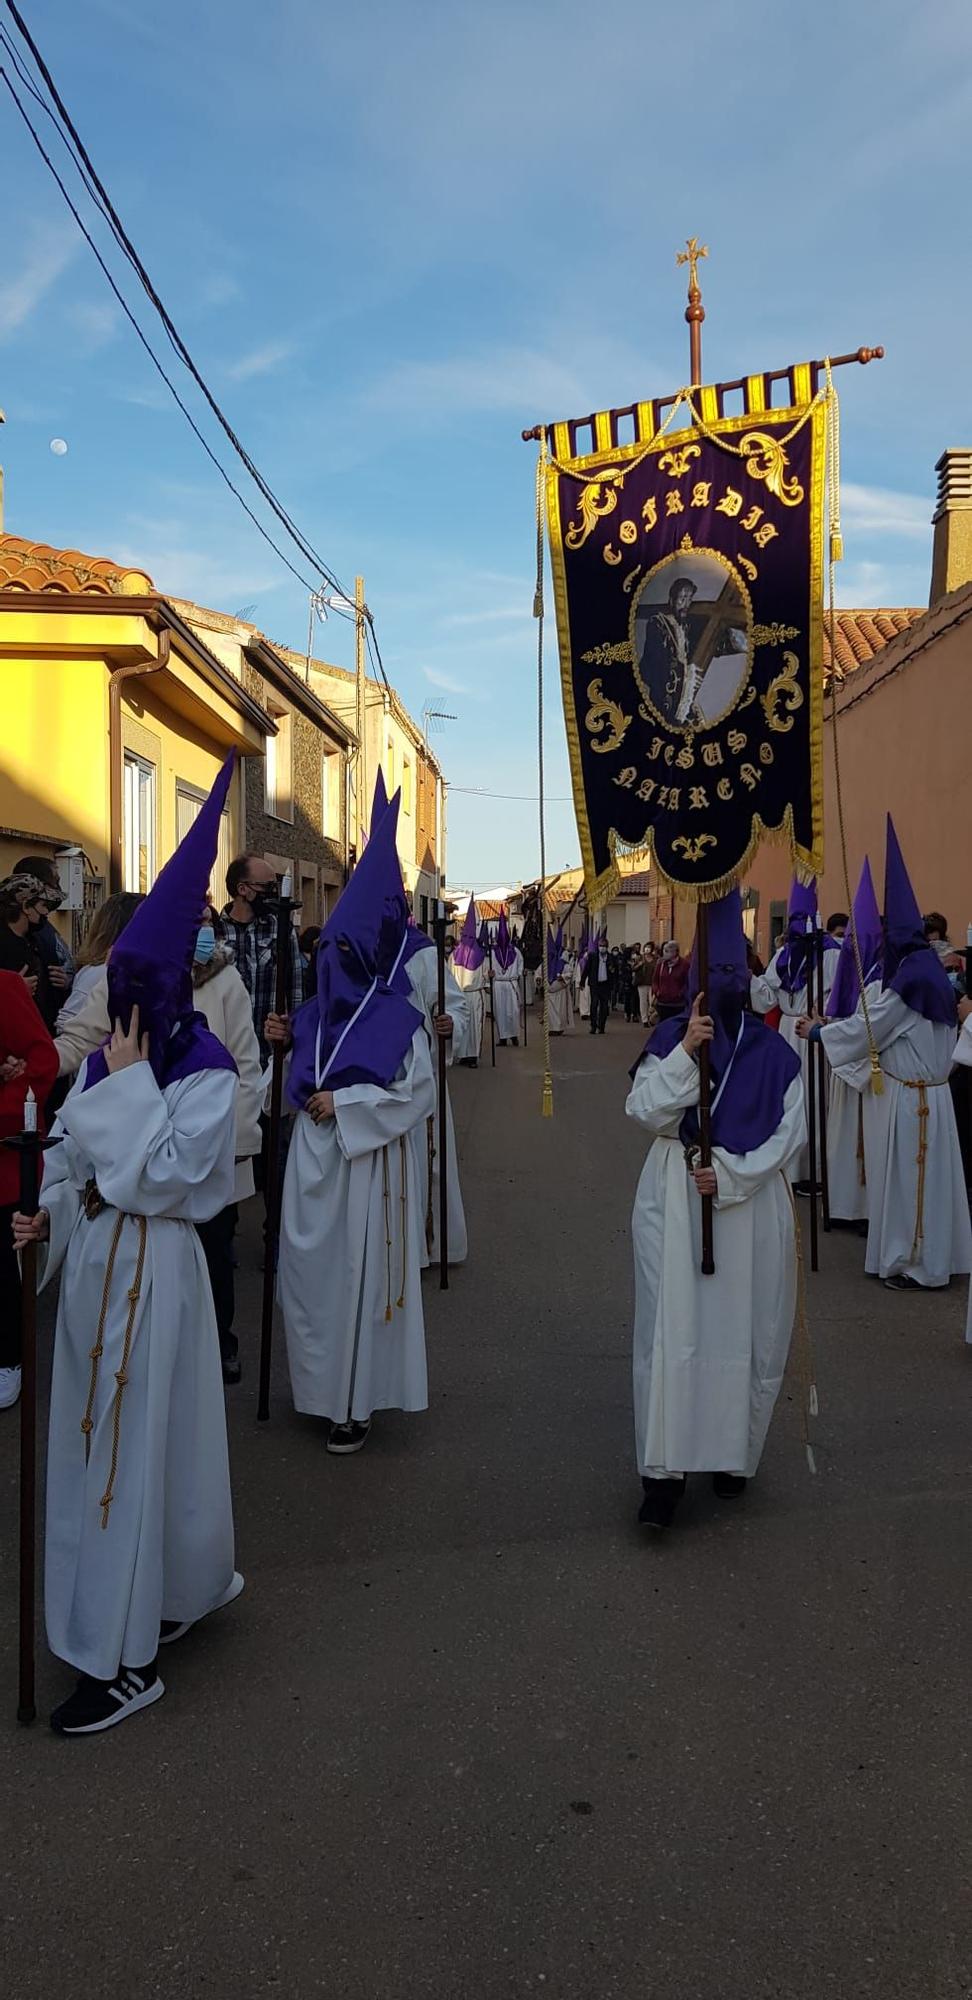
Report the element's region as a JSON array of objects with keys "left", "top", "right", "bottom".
[{"left": 930, "top": 448, "right": 972, "bottom": 604}]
